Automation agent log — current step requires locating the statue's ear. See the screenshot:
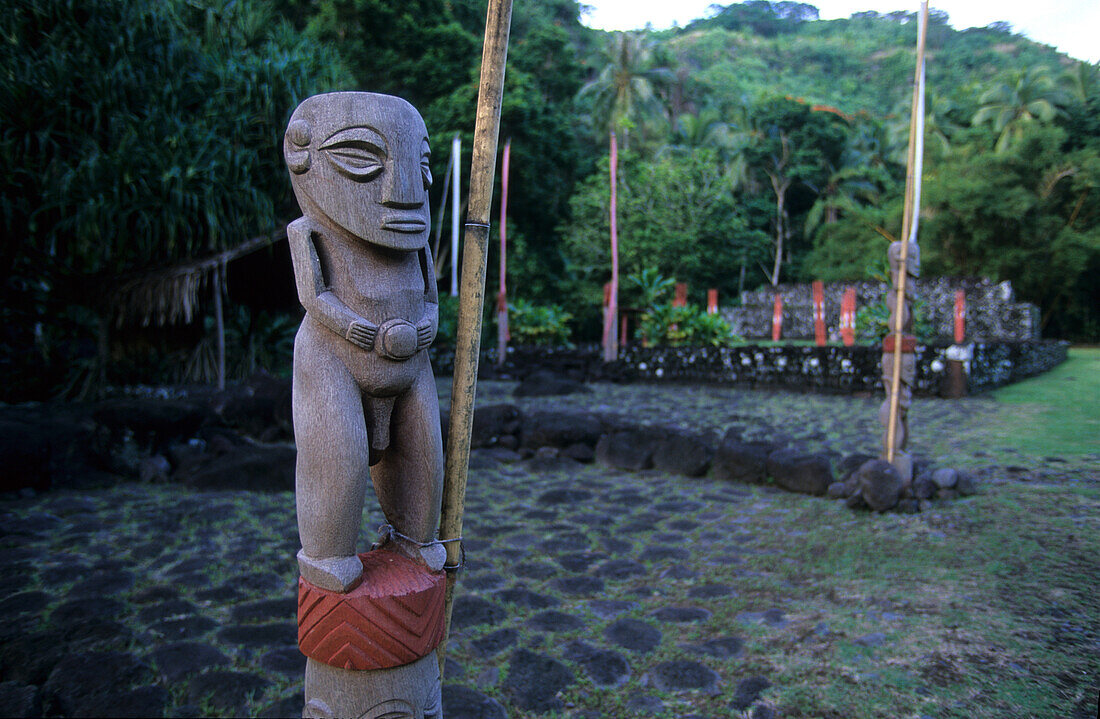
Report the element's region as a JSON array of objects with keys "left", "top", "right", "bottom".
[{"left": 286, "top": 119, "right": 312, "bottom": 174}]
